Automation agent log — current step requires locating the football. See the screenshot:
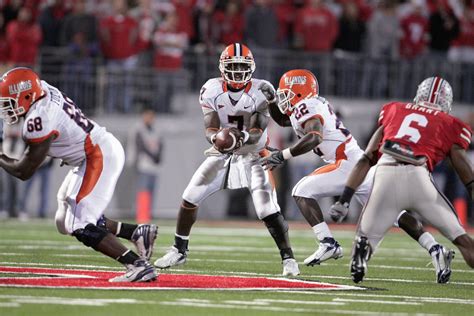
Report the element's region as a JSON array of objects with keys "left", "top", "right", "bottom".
[{"left": 213, "top": 128, "right": 239, "bottom": 153}]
